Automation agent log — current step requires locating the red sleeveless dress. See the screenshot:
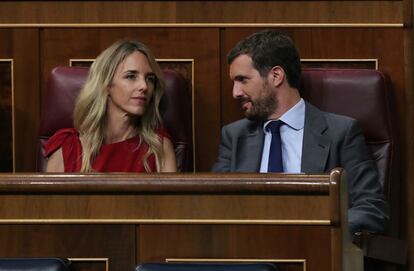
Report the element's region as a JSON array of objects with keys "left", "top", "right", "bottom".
[{"left": 44, "top": 128, "right": 171, "bottom": 172}]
